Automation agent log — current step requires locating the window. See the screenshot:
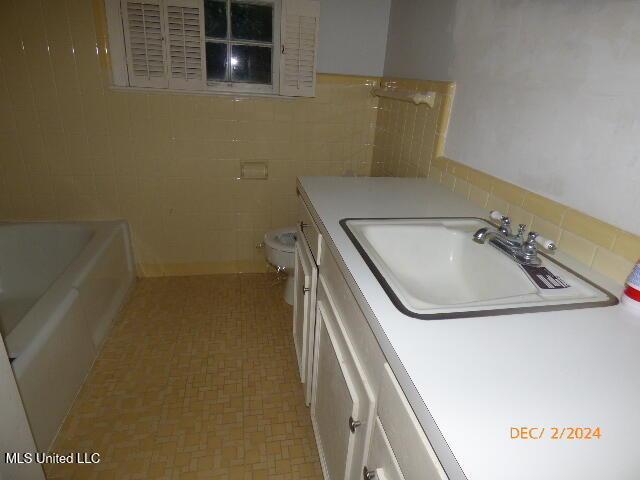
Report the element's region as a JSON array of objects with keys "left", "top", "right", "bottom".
[
  {"left": 106, "top": 0, "right": 320, "bottom": 97},
  {"left": 204, "top": 0, "right": 276, "bottom": 93}
]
